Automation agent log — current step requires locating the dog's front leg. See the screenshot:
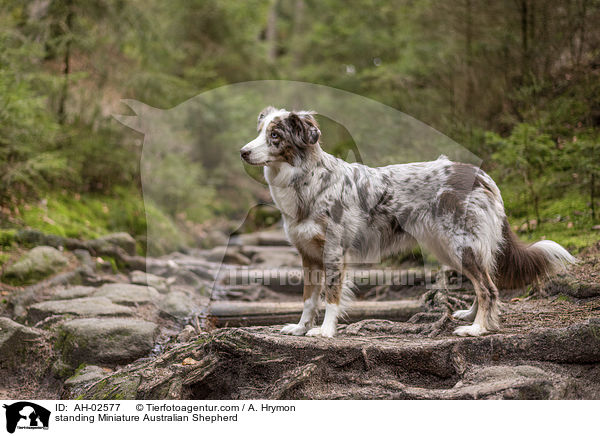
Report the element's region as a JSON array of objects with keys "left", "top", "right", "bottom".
[
  {"left": 306, "top": 257, "right": 344, "bottom": 338},
  {"left": 281, "top": 258, "right": 322, "bottom": 336}
]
